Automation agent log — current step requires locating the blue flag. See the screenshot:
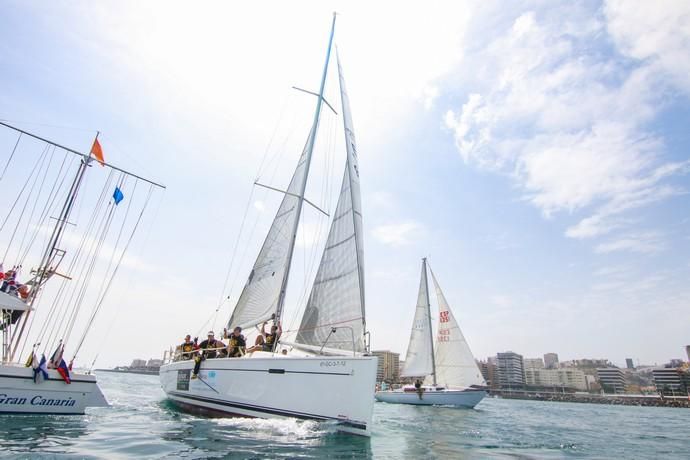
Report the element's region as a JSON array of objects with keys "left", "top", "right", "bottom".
[{"left": 113, "top": 187, "right": 124, "bottom": 205}]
